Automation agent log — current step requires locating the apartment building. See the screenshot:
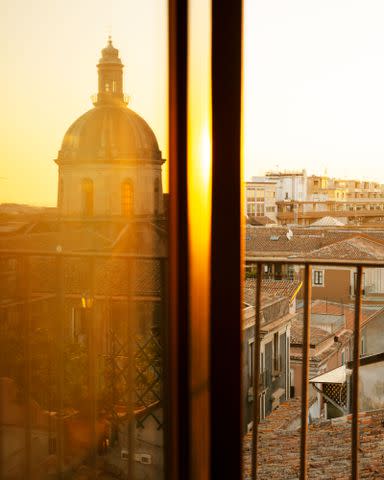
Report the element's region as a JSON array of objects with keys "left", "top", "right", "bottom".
[
  {"left": 245, "top": 178, "right": 277, "bottom": 221},
  {"left": 245, "top": 171, "right": 384, "bottom": 226},
  {"left": 276, "top": 174, "right": 384, "bottom": 226},
  {"left": 263, "top": 170, "right": 307, "bottom": 202},
  {"left": 242, "top": 279, "right": 301, "bottom": 431}
]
